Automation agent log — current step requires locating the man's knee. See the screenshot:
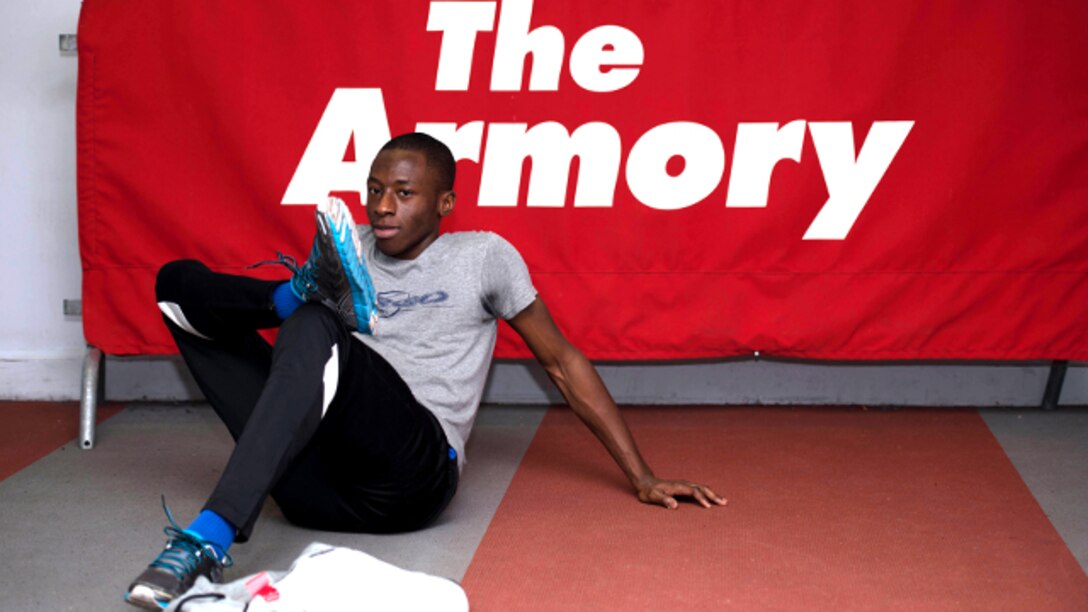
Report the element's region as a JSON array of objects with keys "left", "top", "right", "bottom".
[
  {"left": 274, "top": 304, "right": 353, "bottom": 379},
  {"left": 155, "top": 259, "right": 209, "bottom": 302},
  {"left": 280, "top": 302, "right": 345, "bottom": 336}
]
